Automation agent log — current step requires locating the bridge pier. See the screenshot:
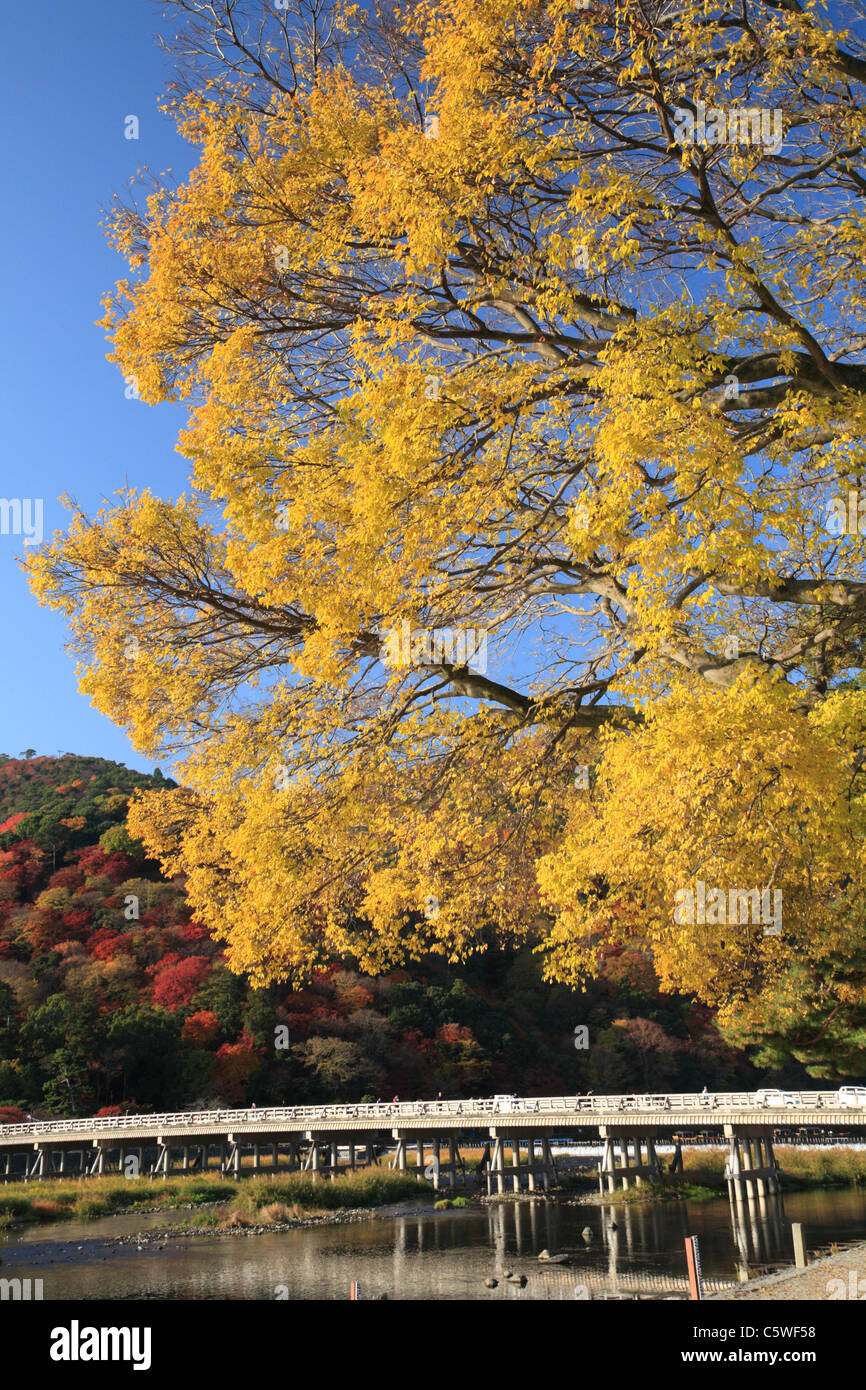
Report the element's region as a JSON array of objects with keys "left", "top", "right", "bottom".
[
  {"left": 725, "top": 1126, "right": 780, "bottom": 1204},
  {"left": 762, "top": 1138, "right": 779, "bottom": 1195},
  {"left": 388, "top": 1130, "right": 444, "bottom": 1181},
  {"left": 306, "top": 1134, "right": 321, "bottom": 1176},
  {"left": 483, "top": 1130, "right": 553, "bottom": 1194},
  {"left": 597, "top": 1129, "right": 662, "bottom": 1192},
  {"left": 599, "top": 1136, "right": 615, "bottom": 1194},
  {"left": 447, "top": 1136, "right": 457, "bottom": 1188},
  {"left": 492, "top": 1134, "right": 505, "bottom": 1189},
  {"left": 548, "top": 1138, "right": 556, "bottom": 1188}
]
